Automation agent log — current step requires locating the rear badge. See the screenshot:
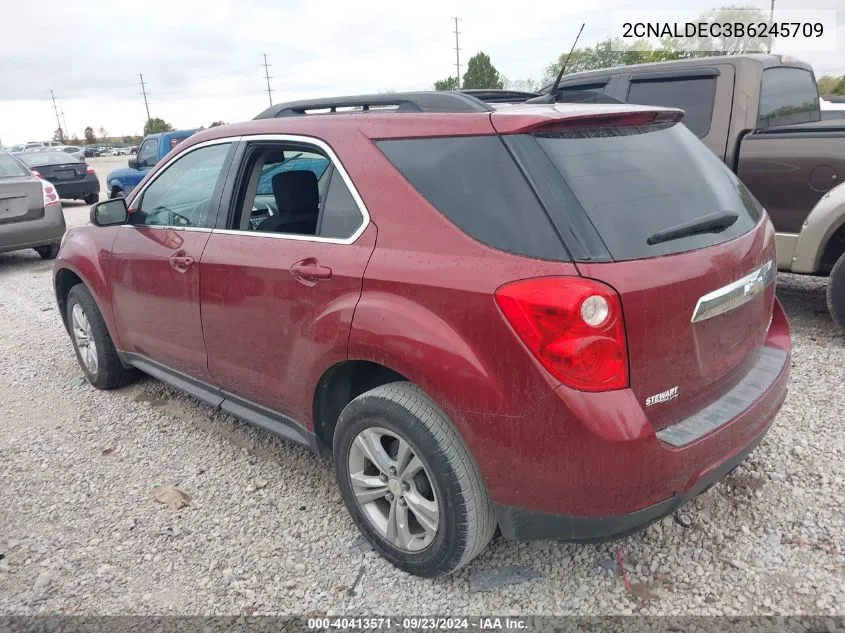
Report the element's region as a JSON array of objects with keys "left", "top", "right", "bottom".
[{"left": 645, "top": 386, "right": 679, "bottom": 407}]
